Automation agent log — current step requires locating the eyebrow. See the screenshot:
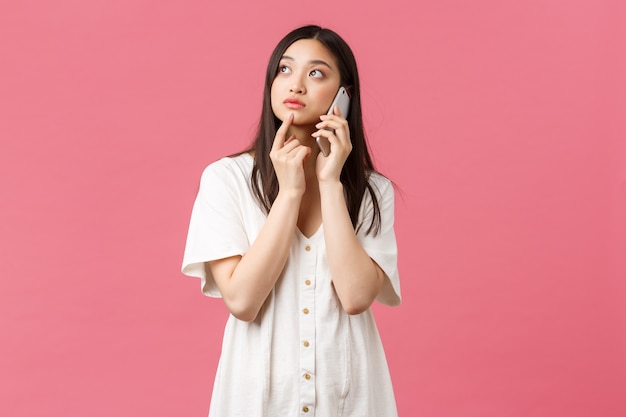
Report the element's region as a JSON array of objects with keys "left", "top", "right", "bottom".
[{"left": 280, "top": 55, "right": 335, "bottom": 71}]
